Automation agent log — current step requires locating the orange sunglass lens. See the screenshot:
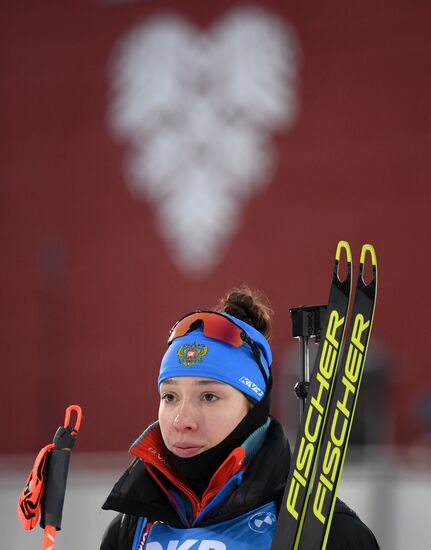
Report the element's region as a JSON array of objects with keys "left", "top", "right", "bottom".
[
  {"left": 169, "top": 313, "right": 243, "bottom": 347},
  {"left": 169, "top": 313, "right": 202, "bottom": 341},
  {"left": 202, "top": 314, "right": 243, "bottom": 346}
]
